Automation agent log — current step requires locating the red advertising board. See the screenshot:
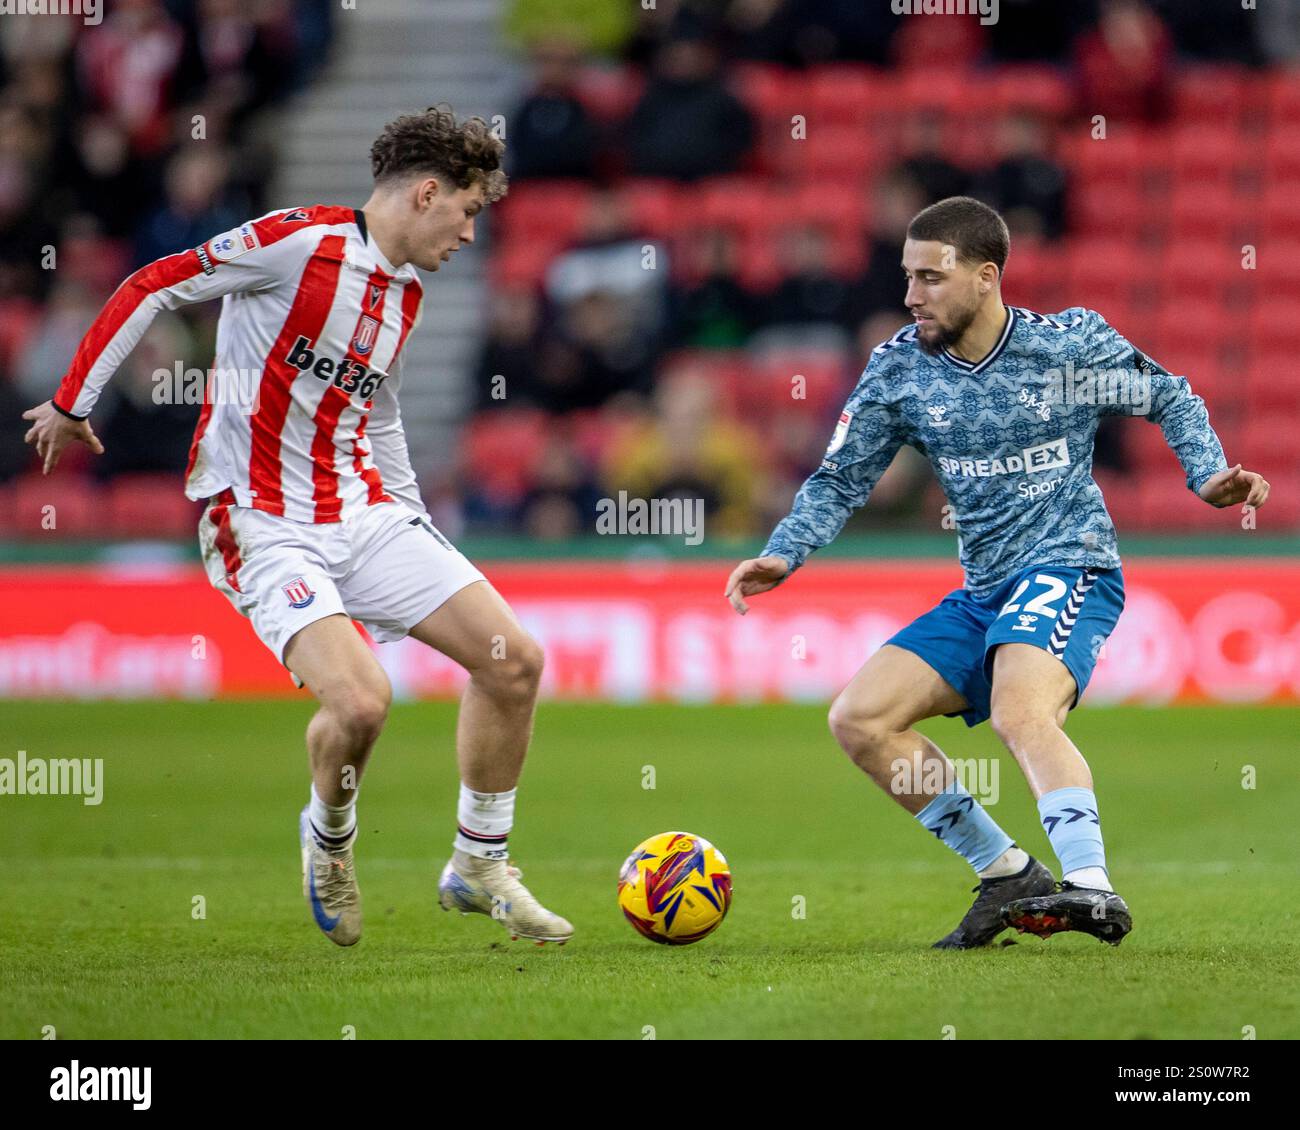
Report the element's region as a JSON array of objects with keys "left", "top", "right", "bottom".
[{"left": 1, "top": 561, "right": 1297, "bottom": 703}]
